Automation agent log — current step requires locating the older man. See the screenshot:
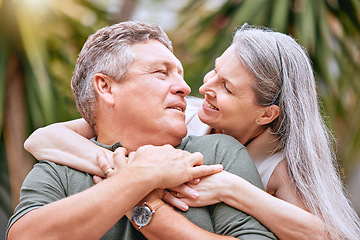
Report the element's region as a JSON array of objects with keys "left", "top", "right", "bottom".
[{"left": 7, "top": 21, "right": 276, "bottom": 239}]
